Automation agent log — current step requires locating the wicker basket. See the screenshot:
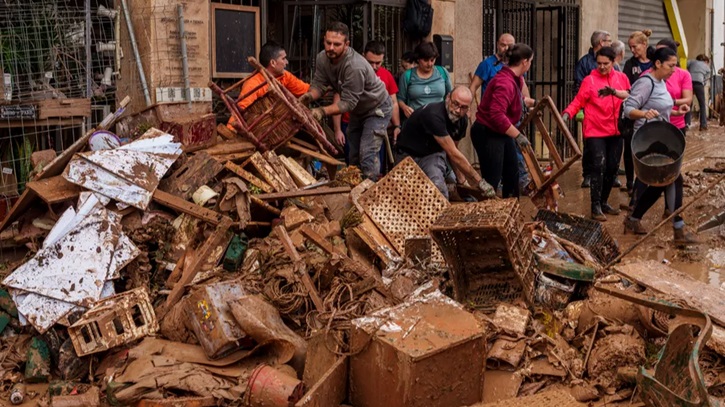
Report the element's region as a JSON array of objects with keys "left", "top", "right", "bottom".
[{"left": 430, "top": 199, "right": 535, "bottom": 309}]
